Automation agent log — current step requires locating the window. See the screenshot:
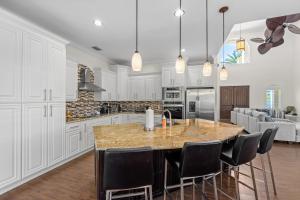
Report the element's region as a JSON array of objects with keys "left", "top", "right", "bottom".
[
  {"left": 218, "top": 40, "right": 250, "bottom": 64},
  {"left": 265, "top": 87, "right": 281, "bottom": 110}
]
